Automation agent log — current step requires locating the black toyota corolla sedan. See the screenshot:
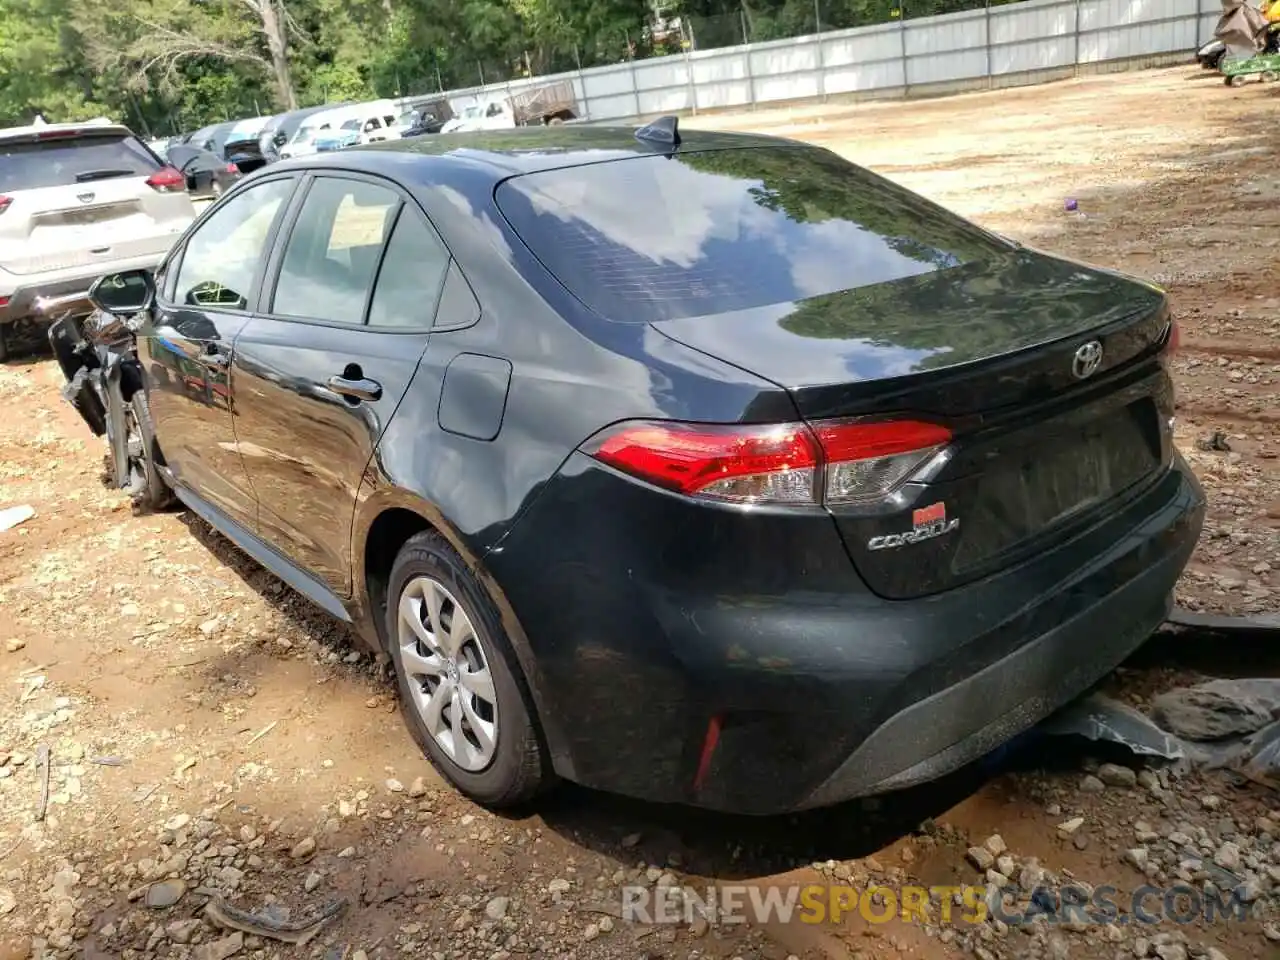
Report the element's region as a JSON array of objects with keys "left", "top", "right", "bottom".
[{"left": 72, "top": 119, "right": 1204, "bottom": 815}]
